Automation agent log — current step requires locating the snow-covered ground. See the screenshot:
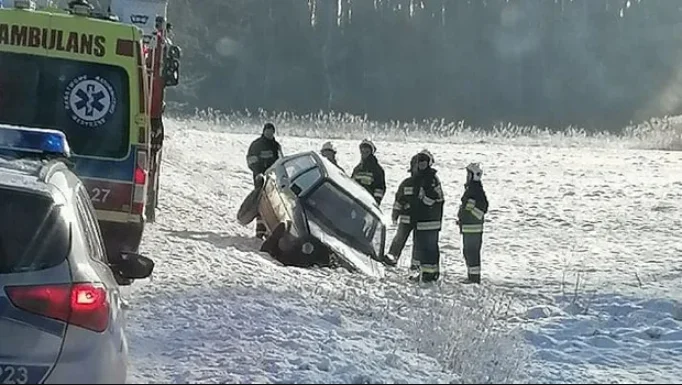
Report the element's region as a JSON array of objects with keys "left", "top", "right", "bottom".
[{"left": 126, "top": 115, "right": 682, "bottom": 384}]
